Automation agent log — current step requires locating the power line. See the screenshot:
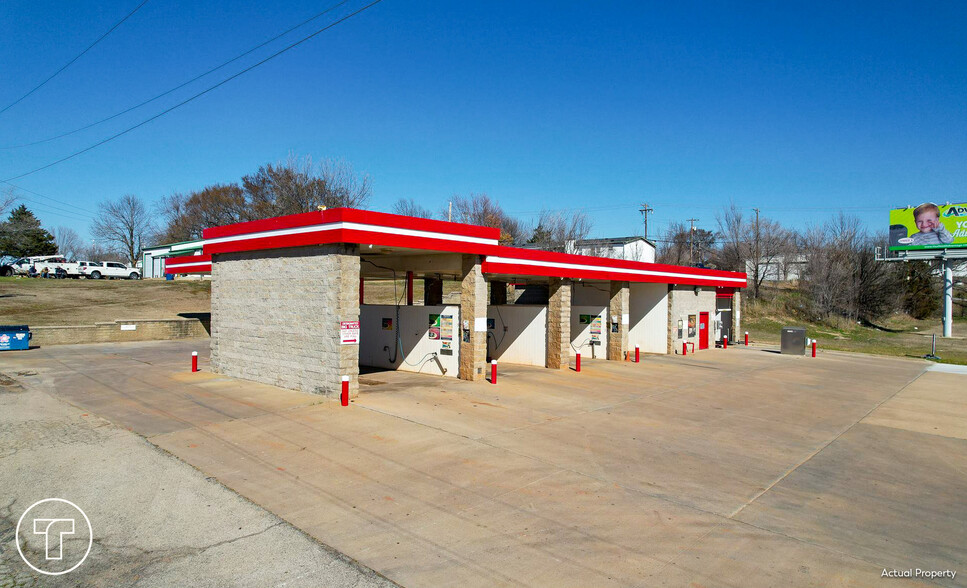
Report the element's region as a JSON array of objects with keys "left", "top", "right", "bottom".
[
  {"left": 1, "top": 181, "right": 97, "bottom": 216},
  {"left": 0, "top": 0, "right": 150, "bottom": 116},
  {"left": 507, "top": 202, "right": 885, "bottom": 217},
  {"left": 2, "top": 0, "right": 385, "bottom": 183},
  {"left": 10, "top": 197, "right": 95, "bottom": 222},
  {"left": 0, "top": 0, "right": 352, "bottom": 150}
]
